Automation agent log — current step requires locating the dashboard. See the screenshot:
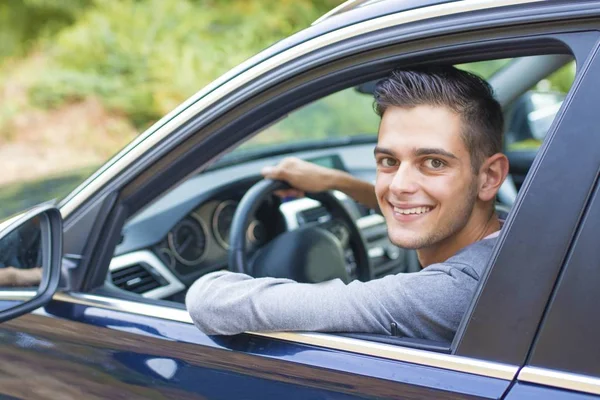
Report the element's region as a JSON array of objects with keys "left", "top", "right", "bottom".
[{"left": 106, "top": 145, "right": 416, "bottom": 301}]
